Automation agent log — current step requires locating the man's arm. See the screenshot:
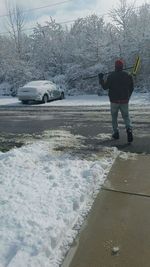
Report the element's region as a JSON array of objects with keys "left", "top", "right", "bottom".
[{"left": 98, "top": 73, "right": 110, "bottom": 90}]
